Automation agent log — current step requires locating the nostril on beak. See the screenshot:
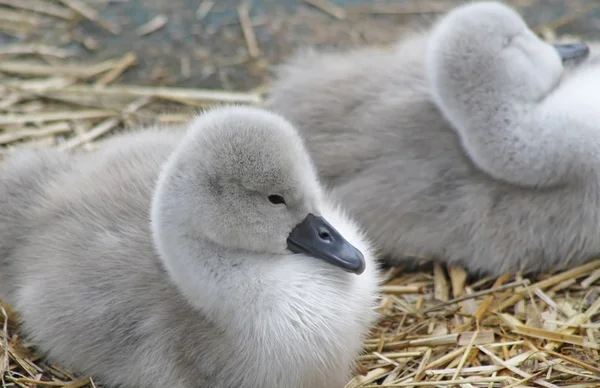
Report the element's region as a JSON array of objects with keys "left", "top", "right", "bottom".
[{"left": 318, "top": 228, "right": 331, "bottom": 241}]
